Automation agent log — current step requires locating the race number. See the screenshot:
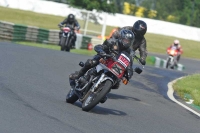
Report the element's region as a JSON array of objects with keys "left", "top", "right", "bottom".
[{"left": 118, "top": 53, "right": 130, "bottom": 68}]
